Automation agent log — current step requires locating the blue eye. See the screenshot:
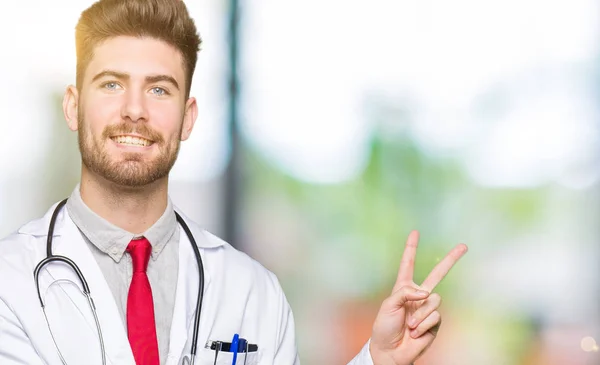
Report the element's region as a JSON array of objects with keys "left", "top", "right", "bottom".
[
  {"left": 151, "top": 87, "right": 167, "bottom": 96},
  {"left": 103, "top": 82, "right": 119, "bottom": 90}
]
